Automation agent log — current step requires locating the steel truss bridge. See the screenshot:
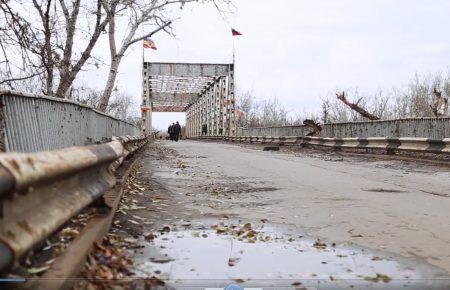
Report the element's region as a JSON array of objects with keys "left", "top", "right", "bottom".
[{"left": 141, "top": 62, "right": 236, "bottom": 137}]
